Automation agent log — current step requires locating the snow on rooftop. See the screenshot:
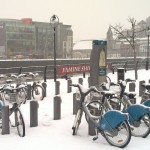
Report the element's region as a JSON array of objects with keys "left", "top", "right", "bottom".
[{"left": 73, "top": 40, "right": 93, "bottom": 50}]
